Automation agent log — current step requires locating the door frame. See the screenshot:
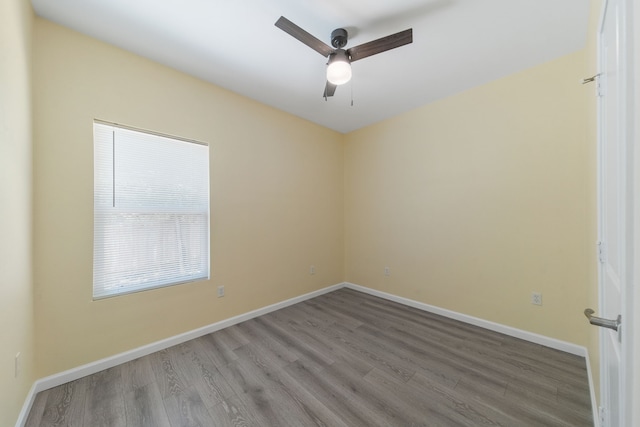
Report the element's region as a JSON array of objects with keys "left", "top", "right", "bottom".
[
  {"left": 596, "top": 0, "right": 637, "bottom": 425},
  {"left": 595, "top": 0, "right": 626, "bottom": 423},
  {"left": 594, "top": 0, "right": 640, "bottom": 427},
  {"left": 630, "top": 0, "right": 639, "bottom": 424}
]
